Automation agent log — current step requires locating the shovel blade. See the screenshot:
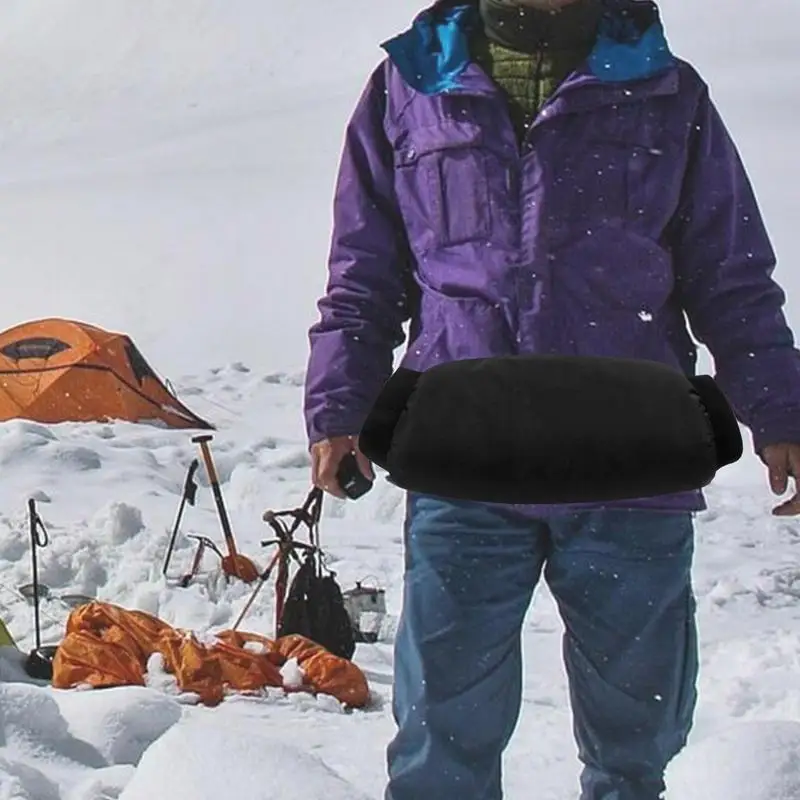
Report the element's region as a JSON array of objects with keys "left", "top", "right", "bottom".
[{"left": 221, "top": 554, "right": 260, "bottom": 584}]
